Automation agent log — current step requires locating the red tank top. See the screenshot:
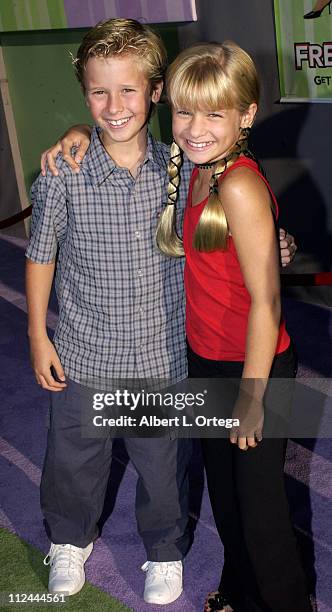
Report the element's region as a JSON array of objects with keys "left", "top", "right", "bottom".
[{"left": 183, "top": 156, "right": 290, "bottom": 361}]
